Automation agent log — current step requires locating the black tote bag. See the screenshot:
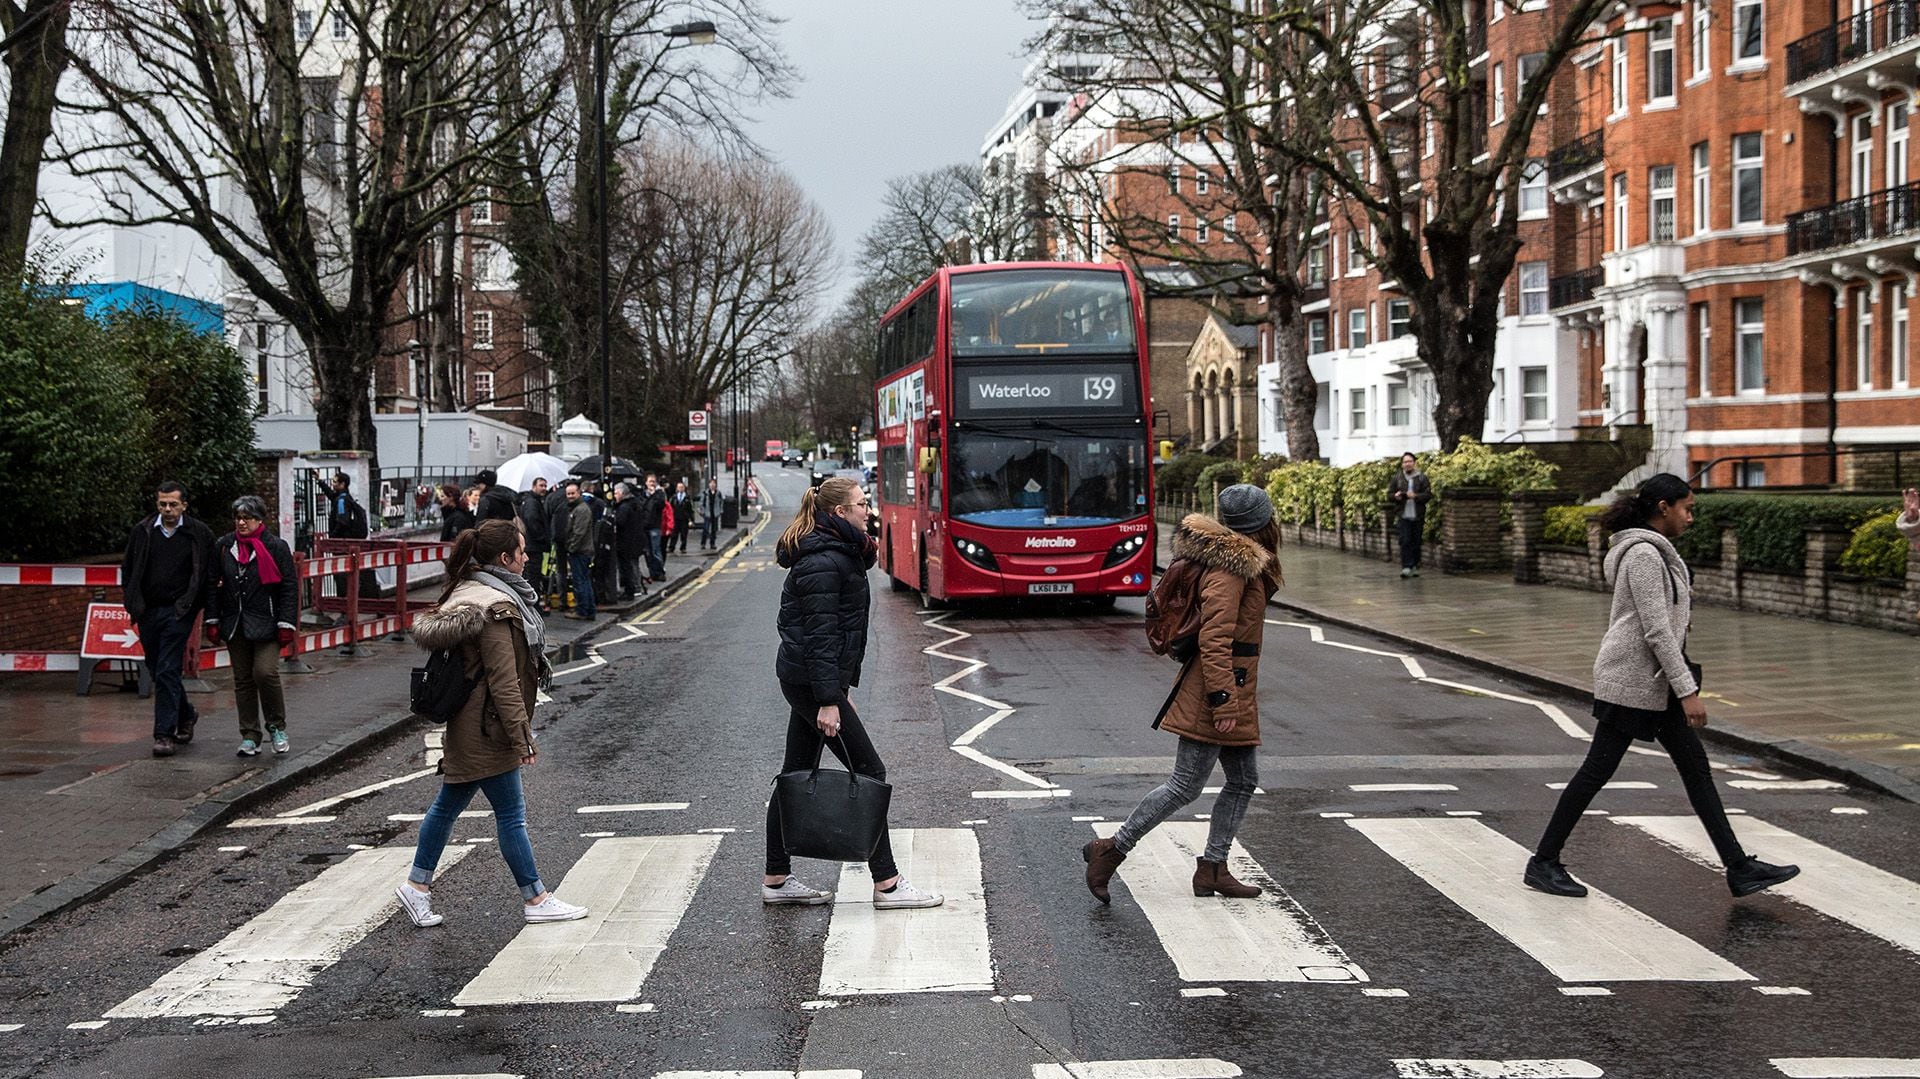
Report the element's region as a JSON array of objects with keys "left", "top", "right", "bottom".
[{"left": 773, "top": 737, "right": 892, "bottom": 863}]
